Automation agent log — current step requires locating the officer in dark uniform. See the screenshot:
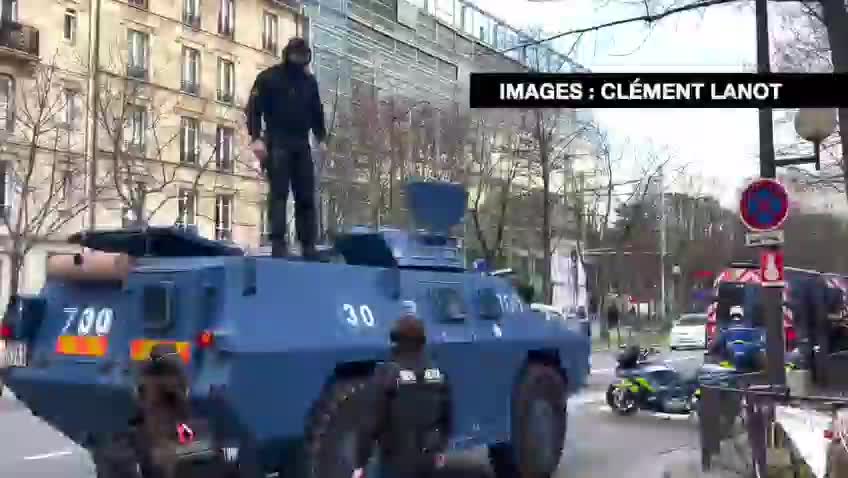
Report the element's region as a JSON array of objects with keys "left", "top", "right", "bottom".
[
  {"left": 94, "top": 345, "right": 234, "bottom": 478},
  {"left": 246, "top": 37, "right": 327, "bottom": 260},
  {"left": 353, "top": 302, "right": 452, "bottom": 478}
]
